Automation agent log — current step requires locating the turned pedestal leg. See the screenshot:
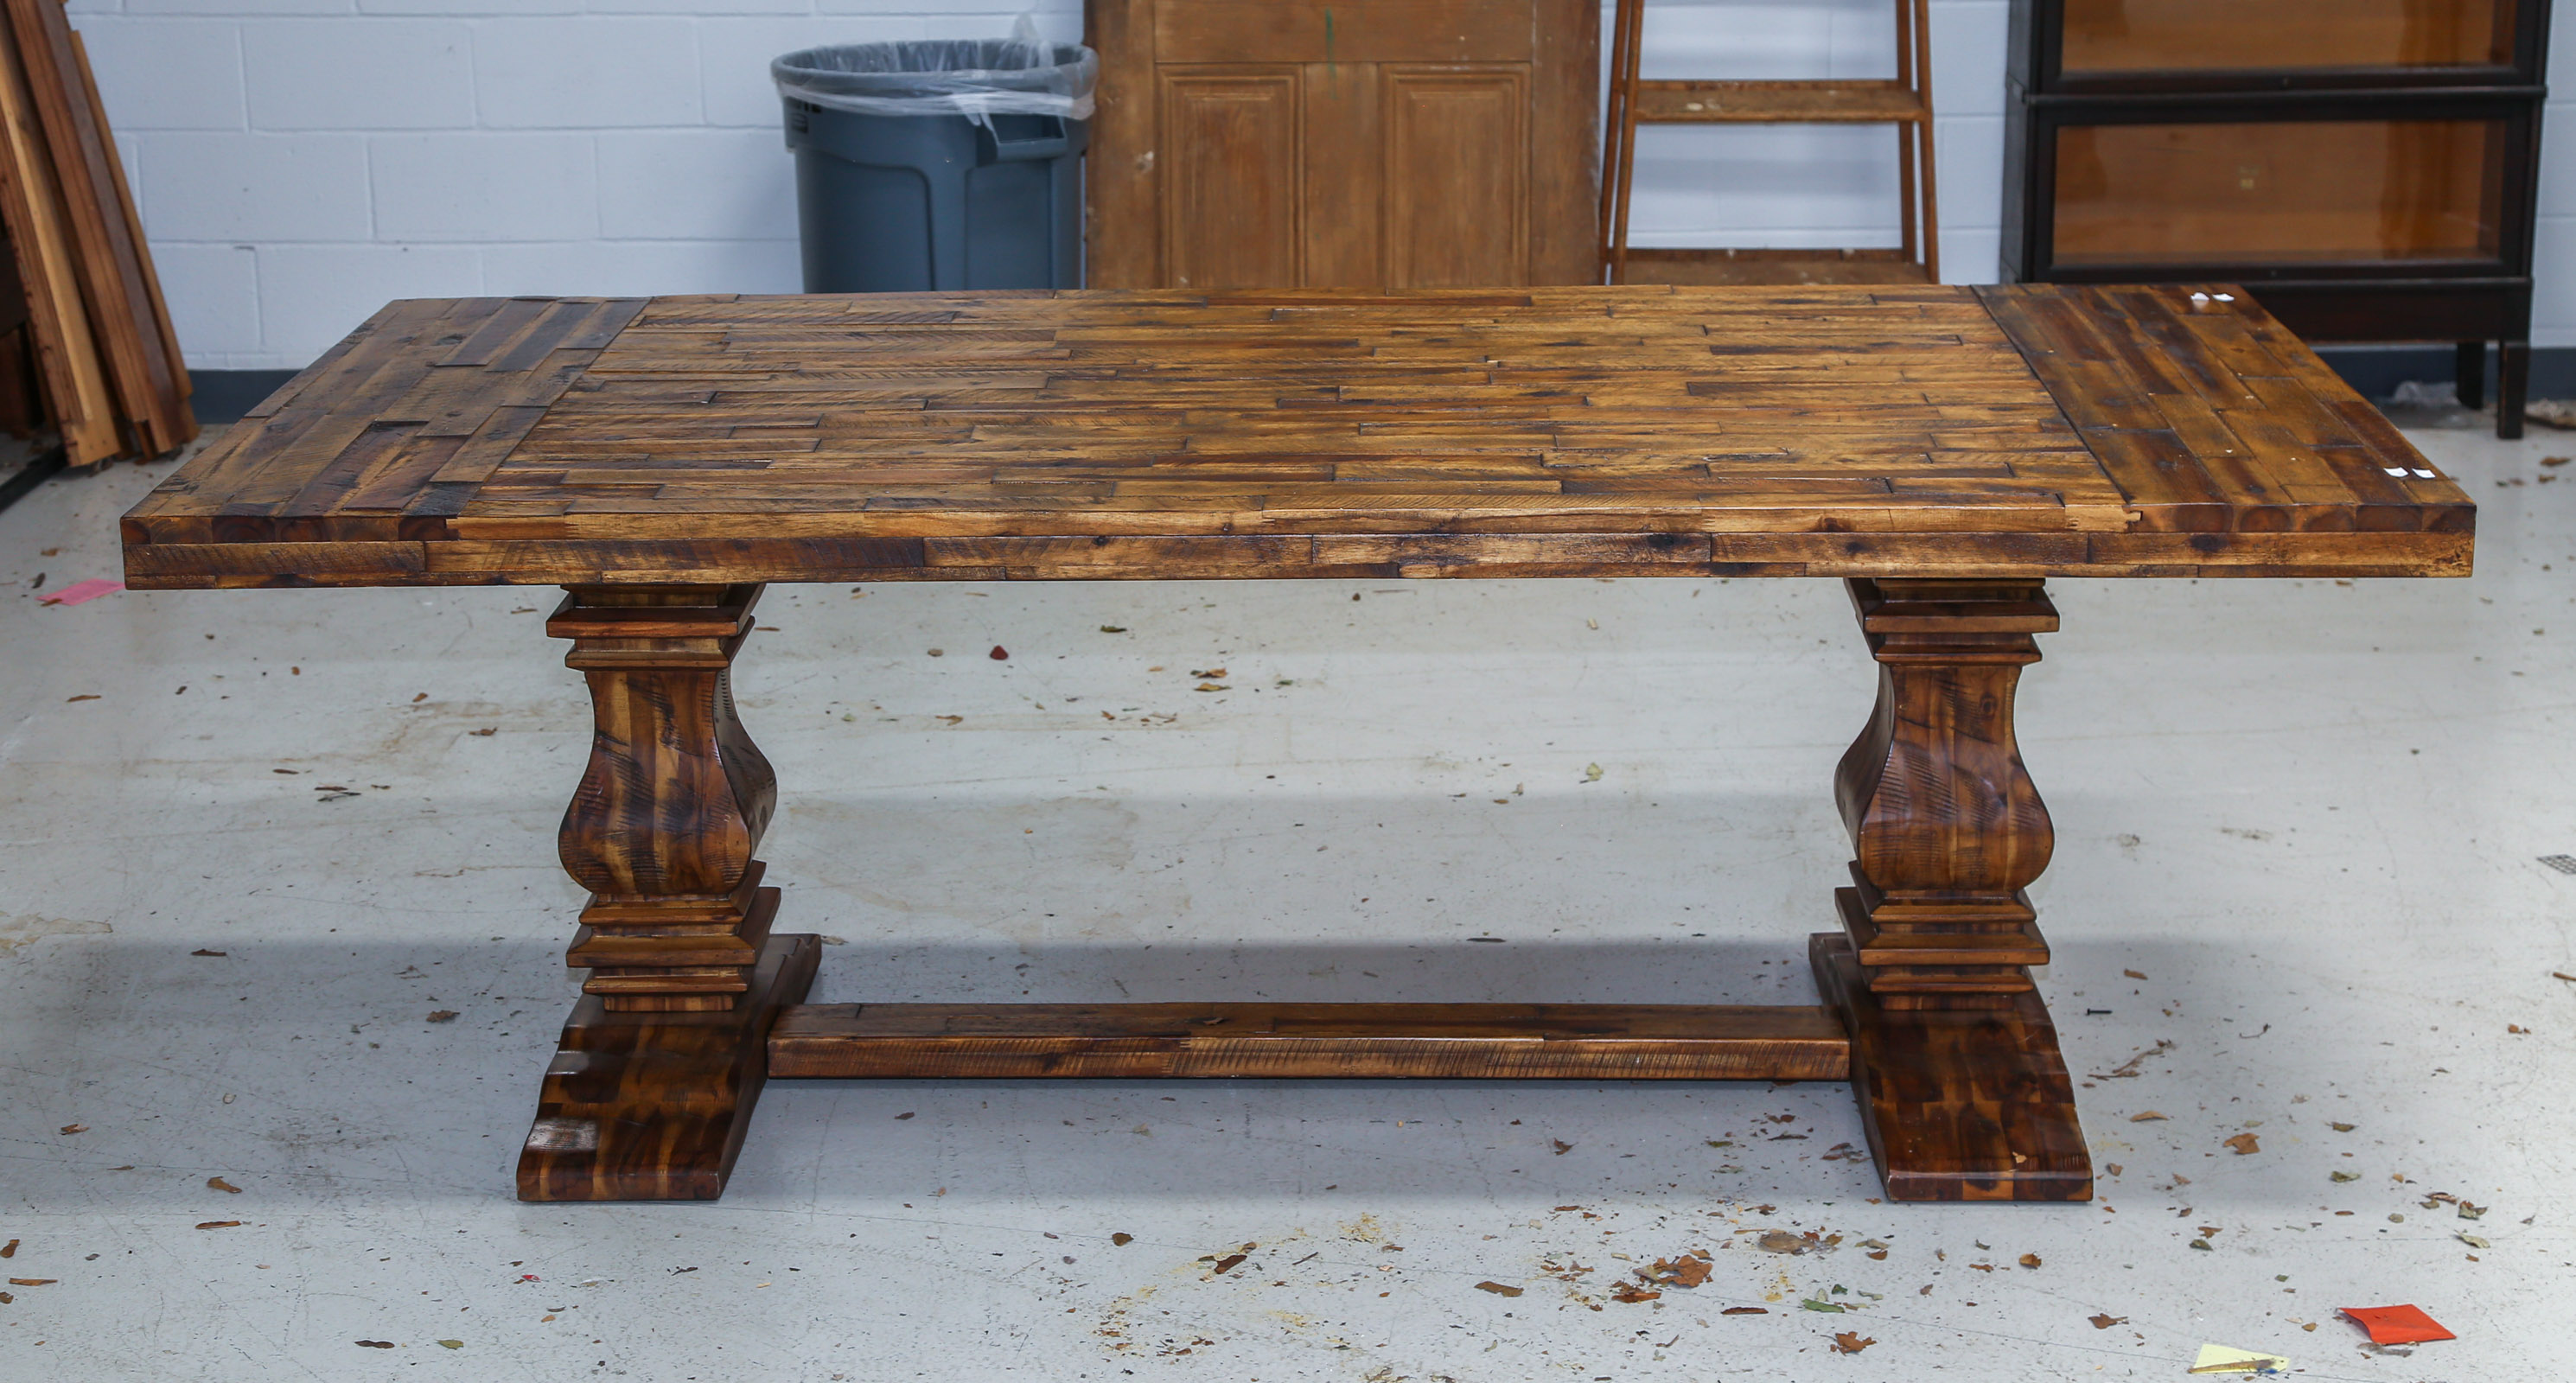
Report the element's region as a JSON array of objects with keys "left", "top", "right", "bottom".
[
  {"left": 517, "top": 583, "right": 818, "bottom": 1201},
  {"left": 1810, "top": 577, "right": 2090, "bottom": 1201}
]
